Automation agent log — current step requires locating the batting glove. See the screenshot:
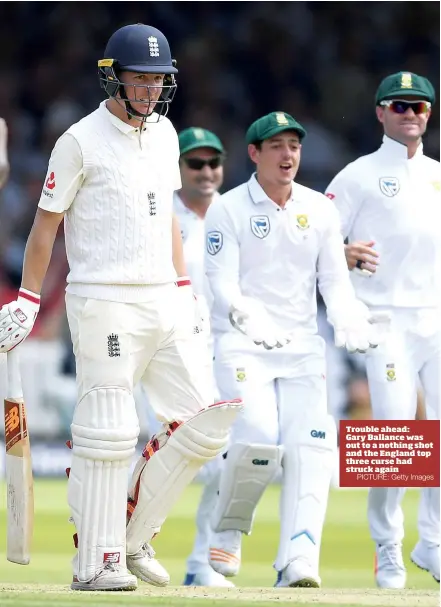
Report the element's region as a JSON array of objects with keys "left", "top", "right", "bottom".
[{"left": 0, "top": 288, "right": 40, "bottom": 352}]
